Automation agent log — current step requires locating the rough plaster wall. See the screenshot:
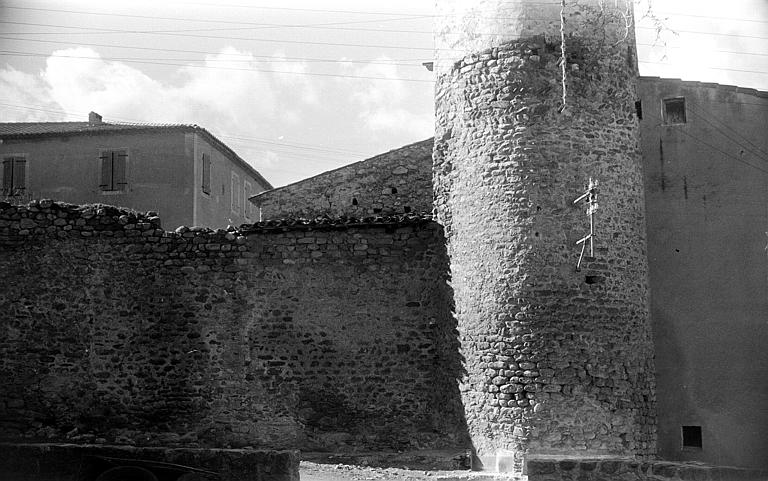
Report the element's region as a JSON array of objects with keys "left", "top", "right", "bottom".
[
  {"left": 638, "top": 78, "right": 768, "bottom": 470},
  {"left": 433, "top": 0, "right": 656, "bottom": 470},
  {"left": 251, "top": 139, "right": 433, "bottom": 220},
  {"left": 0, "top": 201, "right": 467, "bottom": 452}
]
